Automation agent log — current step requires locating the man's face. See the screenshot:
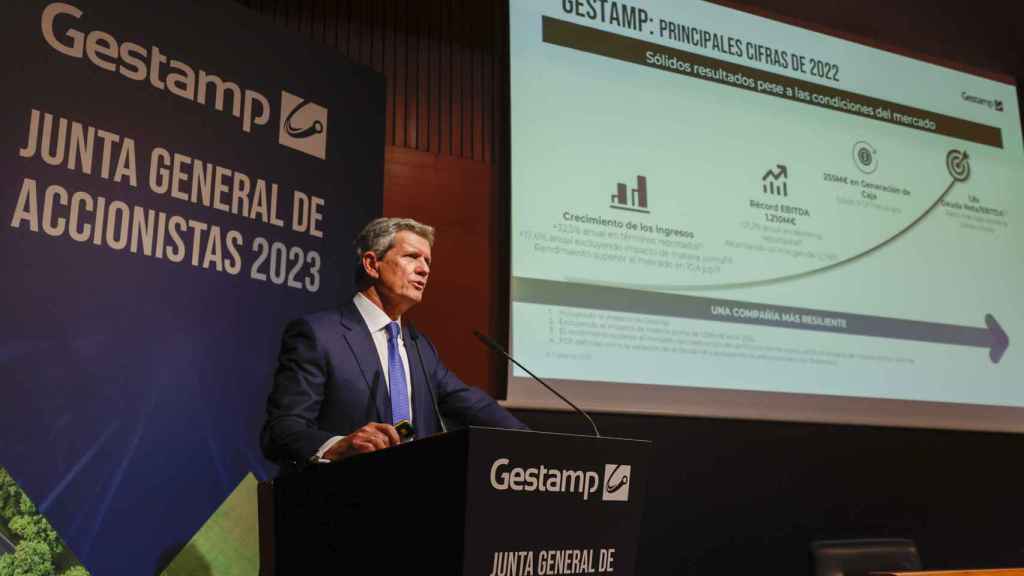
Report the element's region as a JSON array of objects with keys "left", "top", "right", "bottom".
[{"left": 366, "top": 231, "right": 431, "bottom": 313}]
